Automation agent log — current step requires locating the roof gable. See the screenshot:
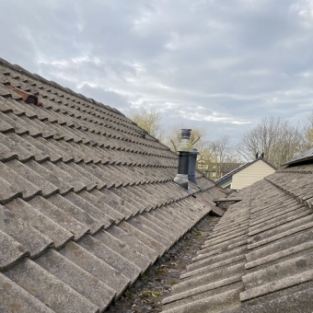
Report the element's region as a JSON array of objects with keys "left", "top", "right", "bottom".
[{"left": 216, "top": 158, "right": 276, "bottom": 187}]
